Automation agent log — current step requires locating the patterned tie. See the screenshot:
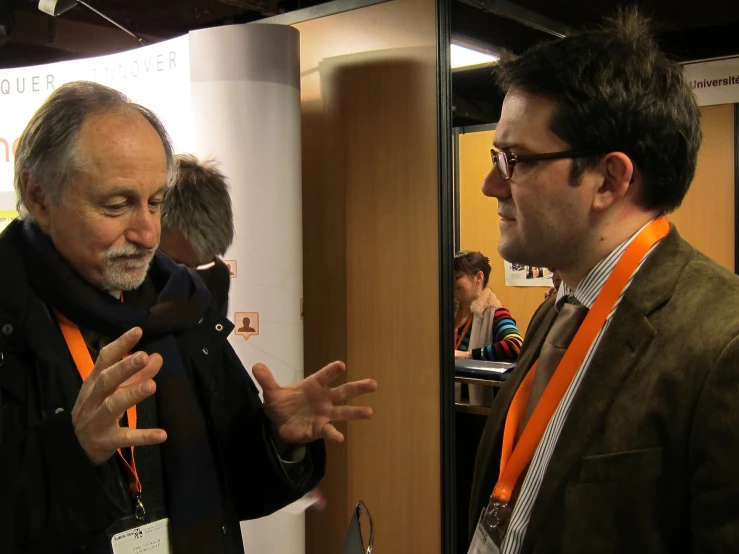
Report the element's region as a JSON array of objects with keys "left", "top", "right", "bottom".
[{"left": 519, "top": 299, "right": 589, "bottom": 434}]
